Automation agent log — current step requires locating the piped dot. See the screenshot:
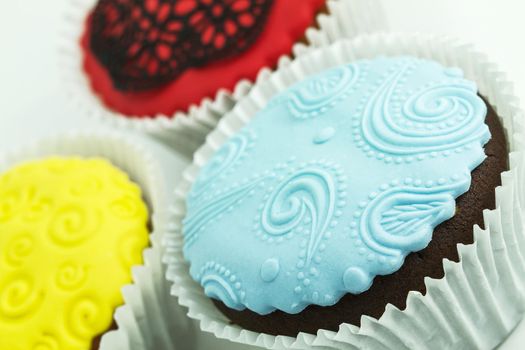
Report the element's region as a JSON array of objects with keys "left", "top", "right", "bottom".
[
  {"left": 313, "top": 127, "right": 336, "bottom": 144},
  {"left": 260, "top": 258, "right": 280, "bottom": 282},
  {"left": 343, "top": 267, "right": 372, "bottom": 294}
]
